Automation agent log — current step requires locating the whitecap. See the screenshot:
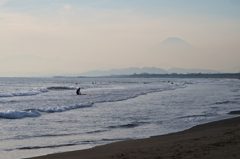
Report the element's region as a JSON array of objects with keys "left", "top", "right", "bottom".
[
  {"left": 0, "top": 88, "right": 49, "bottom": 98},
  {"left": 38, "top": 102, "right": 94, "bottom": 113},
  {"left": 0, "top": 110, "right": 41, "bottom": 119},
  {"left": 47, "top": 86, "right": 78, "bottom": 90}
]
